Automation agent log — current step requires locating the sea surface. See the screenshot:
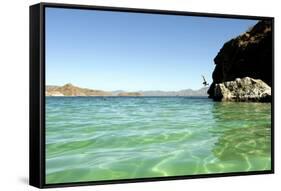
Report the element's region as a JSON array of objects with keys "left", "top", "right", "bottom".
[{"left": 46, "top": 97, "right": 271, "bottom": 184}]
